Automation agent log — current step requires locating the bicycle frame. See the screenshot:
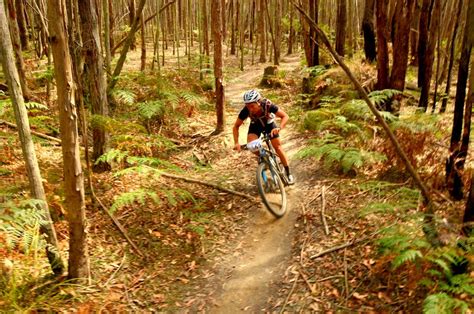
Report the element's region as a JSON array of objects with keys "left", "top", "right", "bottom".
[{"left": 256, "top": 132, "right": 289, "bottom": 187}]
